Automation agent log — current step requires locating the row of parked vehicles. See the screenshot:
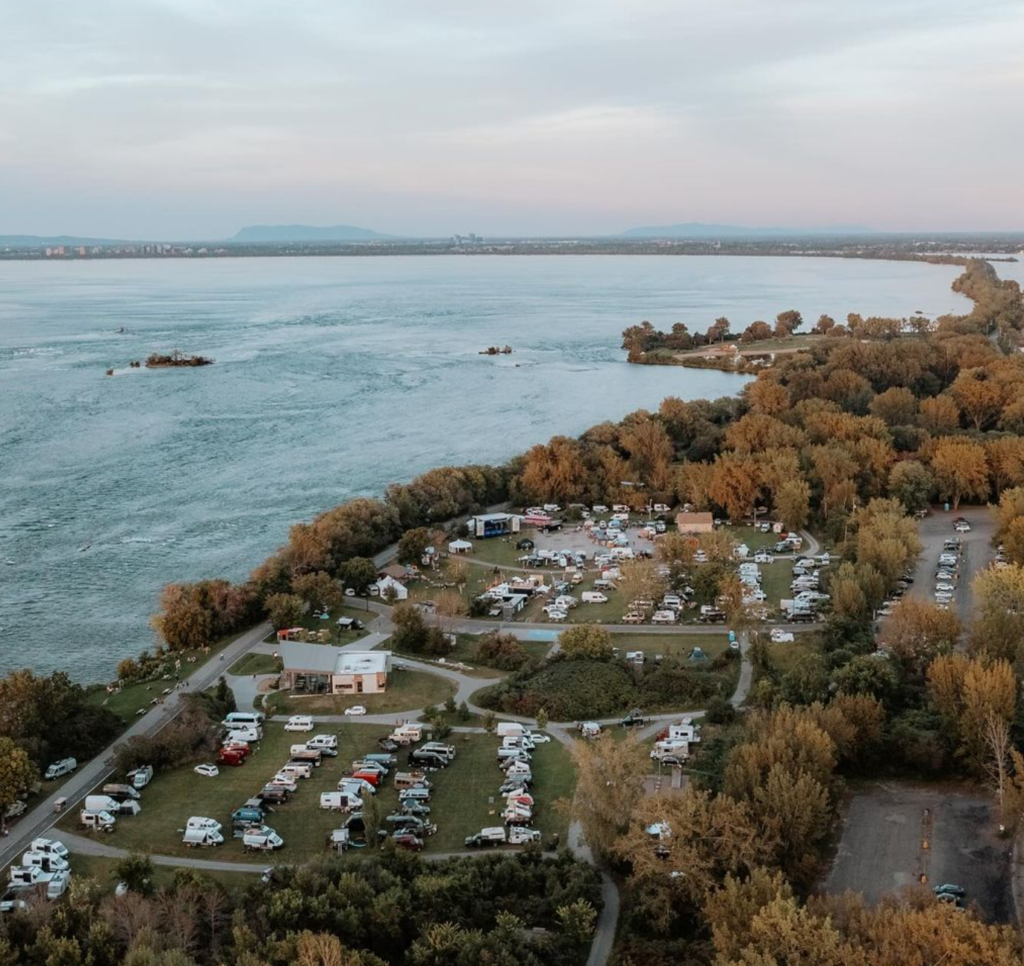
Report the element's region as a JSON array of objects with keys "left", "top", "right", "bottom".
[
  {"left": 326, "top": 725, "right": 459, "bottom": 852},
  {"left": 465, "top": 723, "right": 548, "bottom": 846},
  {"left": 79, "top": 766, "right": 153, "bottom": 832},
  {"left": 933, "top": 533, "right": 963, "bottom": 609},
  {"left": 3, "top": 839, "right": 72, "bottom": 911}
]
